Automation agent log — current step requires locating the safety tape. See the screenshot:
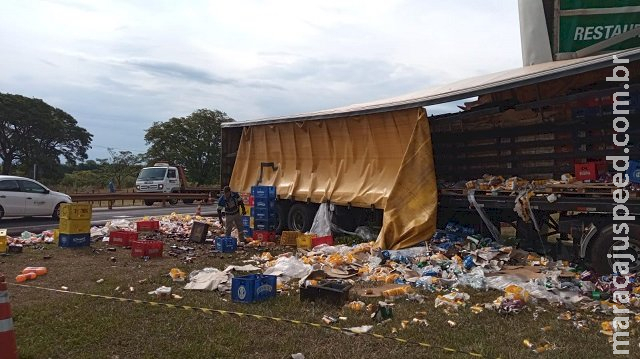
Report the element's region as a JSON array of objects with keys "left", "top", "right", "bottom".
[
  {"left": 0, "top": 318, "right": 13, "bottom": 332},
  {"left": 9, "top": 283, "right": 496, "bottom": 358}
]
